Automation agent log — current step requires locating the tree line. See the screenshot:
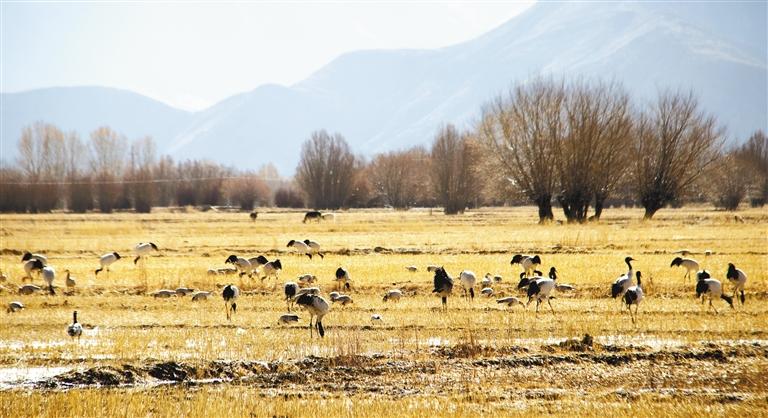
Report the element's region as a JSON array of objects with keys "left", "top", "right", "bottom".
[{"left": 2, "top": 78, "right": 767, "bottom": 219}]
